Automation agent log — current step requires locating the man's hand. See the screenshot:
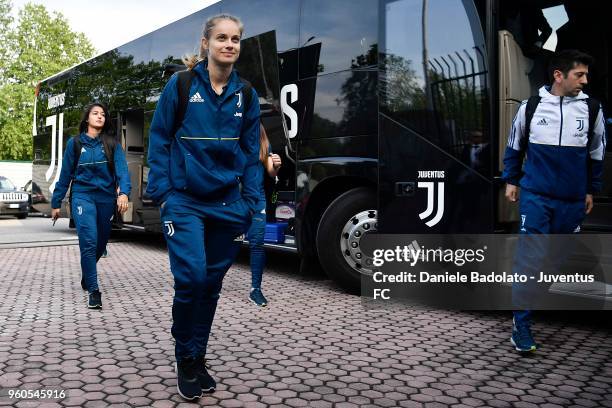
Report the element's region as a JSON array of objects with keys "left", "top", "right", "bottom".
[
  {"left": 505, "top": 184, "right": 519, "bottom": 202},
  {"left": 51, "top": 208, "right": 60, "bottom": 220},
  {"left": 117, "top": 194, "right": 129, "bottom": 214},
  {"left": 585, "top": 194, "right": 593, "bottom": 214}
]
